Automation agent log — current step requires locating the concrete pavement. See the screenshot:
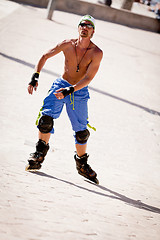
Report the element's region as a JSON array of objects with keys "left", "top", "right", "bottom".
[{"left": 0, "top": 1, "right": 160, "bottom": 239}]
